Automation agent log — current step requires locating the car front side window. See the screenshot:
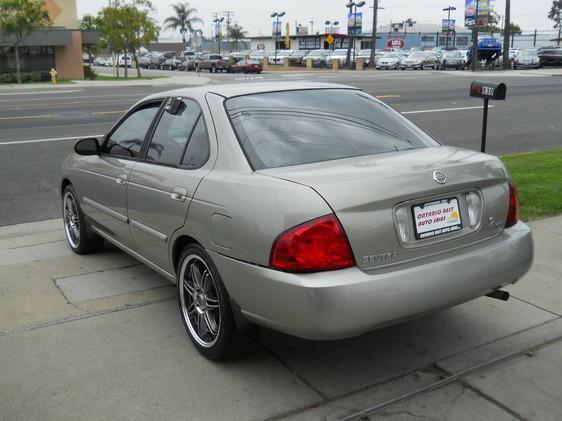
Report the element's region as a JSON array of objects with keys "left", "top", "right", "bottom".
[{"left": 102, "top": 102, "right": 161, "bottom": 158}]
